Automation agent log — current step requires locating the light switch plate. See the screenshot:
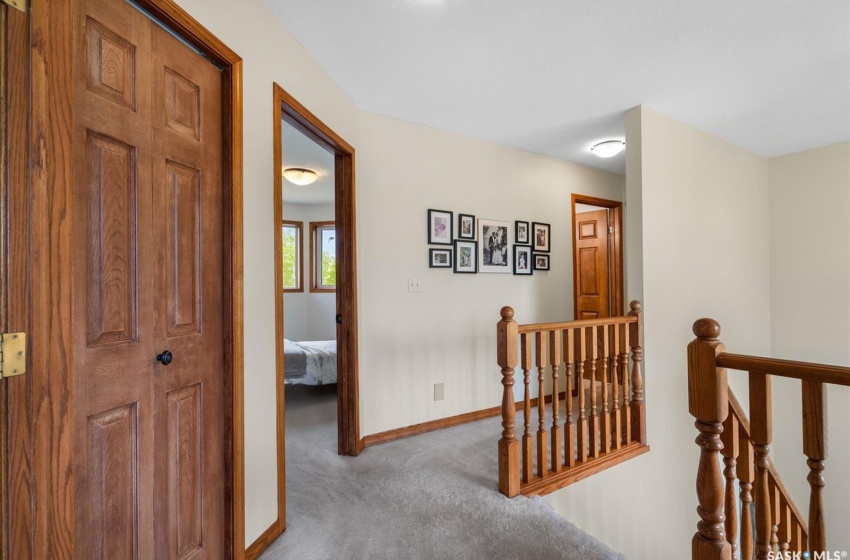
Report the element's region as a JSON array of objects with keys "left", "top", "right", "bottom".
[{"left": 408, "top": 278, "right": 422, "bottom": 293}]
